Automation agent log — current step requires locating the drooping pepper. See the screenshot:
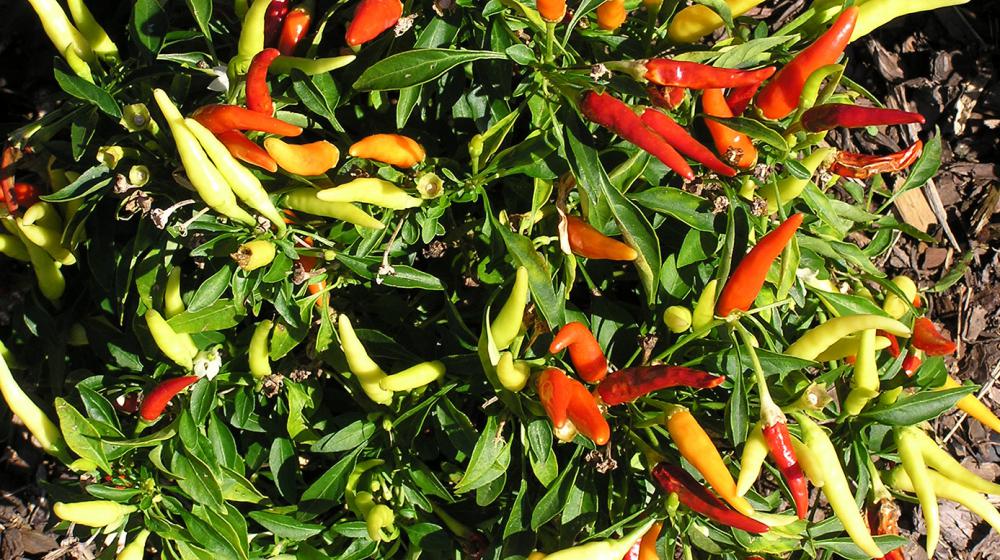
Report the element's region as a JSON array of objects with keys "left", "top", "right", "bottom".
[
  {"left": 235, "top": 0, "right": 270, "bottom": 71},
  {"left": 882, "top": 276, "right": 920, "bottom": 320},
  {"left": 192, "top": 104, "right": 303, "bottom": 136},
  {"left": 269, "top": 54, "right": 356, "bottom": 75},
  {"left": 283, "top": 188, "right": 384, "bottom": 229},
  {"left": 580, "top": 91, "right": 695, "bottom": 180},
  {"left": 904, "top": 426, "right": 1000, "bottom": 495},
  {"left": 345, "top": 0, "right": 404, "bottom": 47},
  {"left": 278, "top": 2, "right": 313, "bottom": 56},
  {"left": 635, "top": 521, "right": 661, "bottom": 560},
  {"left": 666, "top": 0, "right": 764, "bottom": 43},
  {"left": 549, "top": 322, "right": 609, "bottom": 383},
  {"left": 164, "top": 266, "right": 185, "bottom": 318},
  {"left": 53, "top": 501, "right": 137, "bottom": 528},
  {"left": 912, "top": 317, "right": 958, "bottom": 356},
  {"left": 636, "top": 59, "right": 775, "bottom": 90},
  {"left": 651, "top": 463, "right": 769, "bottom": 533},
  {"left": 249, "top": 320, "right": 273, "bottom": 379},
  {"left": 800, "top": 103, "right": 925, "bottom": 132},
  {"left": 215, "top": 130, "right": 278, "bottom": 172},
  {"left": 596, "top": 0, "right": 627, "bottom": 31},
  {"left": 65, "top": 0, "right": 118, "bottom": 62},
  {"left": 735, "top": 421, "right": 770, "bottom": 496},
  {"left": 639, "top": 109, "right": 737, "bottom": 177},
  {"left": 490, "top": 266, "right": 529, "bottom": 351},
  {"left": 830, "top": 140, "right": 923, "bottom": 180},
  {"left": 3, "top": 220, "right": 65, "bottom": 301},
  {"left": 842, "top": 329, "right": 879, "bottom": 416},
  {"left": 246, "top": 48, "right": 281, "bottom": 115},
  {"left": 0, "top": 234, "right": 30, "bottom": 261},
  {"left": 597, "top": 366, "right": 723, "bottom": 405},
  {"left": 692, "top": 279, "right": 718, "bottom": 333},
  {"left": 716, "top": 214, "right": 803, "bottom": 316},
  {"left": 663, "top": 406, "right": 755, "bottom": 516},
  {"left": 116, "top": 529, "right": 151, "bottom": 560},
  {"left": 263, "top": 0, "right": 290, "bottom": 47},
  {"left": 541, "top": 519, "right": 655, "bottom": 560},
  {"left": 889, "top": 467, "right": 1000, "bottom": 535},
  {"left": 725, "top": 80, "right": 766, "bottom": 115},
  {"left": 317, "top": 178, "right": 422, "bottom": 210},
  {"left": 895, "top": 426, "right": 939, "bottom": 557},
  {"left": 379, "top": 360, "right": 446, "bottom": 392},
  {"left": 565, "top": 380, "right": 611, "bottom": 445},
  {"left": 784, "top": 314, "right": 911, "bottom": 361},
  {"left": 939, "top": 376, "right": 1000, "bottom": 434},
  {"left": 793, "top": 412, "right": 883, "bottom": 558},
  {"left": 756, "top": 8, "right": 859, "bottom": 120},
  {"left": 565, "top": 215, "right": 638, "bottom": 261},
  {"left": 851, "top": 0, "right": 971, "bottom": 43},
  {"left": 26, "top": 0, "right": 95, "bottom": 64},
  {"left": 144, "top": 309, "right": 199, "bottom": 370},
  {"left": 758, "top": 147, "right": 836, "bottom": 212},
  {"left": 338, "top": 315, "right": 394, "bottom": 404},
  {"left": 349, "top": 134, "right": 426, "bottom": 168},
  {"left": 139, "top": 376, "right": 200, "bottom": 421},
  {"left": 0, "top": 350, "right": 71, "bottom": 462},
  {"left": 264, "top": 138, "right": 340, "bottom": 176},
  {"left": 701, "top": 88, "right": 757, "bottom": 169},
  {"left": 497, "top": 352, "right": 531, "bottom": 392},
  {"left": 536, "top": 367, "right": 610, "bottom": 445}
]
